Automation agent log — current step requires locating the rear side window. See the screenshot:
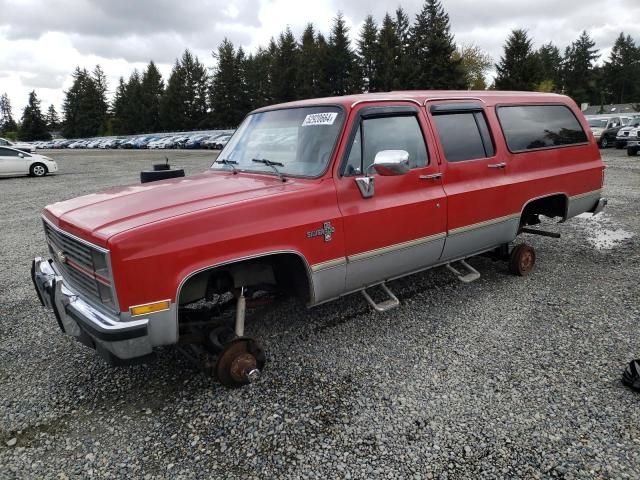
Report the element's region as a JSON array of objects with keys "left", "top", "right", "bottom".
[
  {"left": 497, "top": 105, "right": 588, "bottom": 152},
  {"left": 0, "top": 147, "right": 21, "bottom": 157},
  {"left": 433, "top": 112, "right": 495, "bottom": 162}
]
